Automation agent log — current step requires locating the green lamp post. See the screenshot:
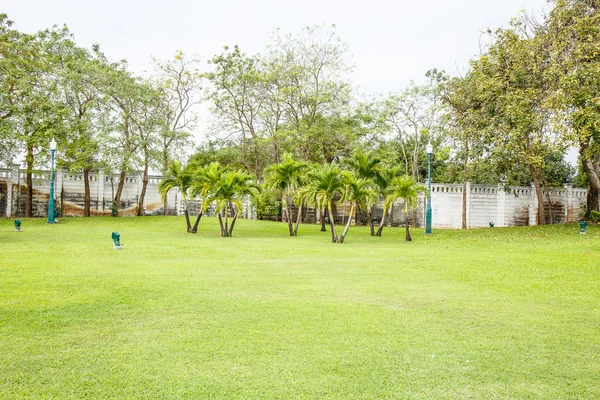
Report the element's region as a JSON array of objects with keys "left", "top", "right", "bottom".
[
  {"left": 47, "top": 138, "right": 56, "bottom": 224},
  {"left": 425, "top": 142, "right": 433, "bottom": 235}
]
